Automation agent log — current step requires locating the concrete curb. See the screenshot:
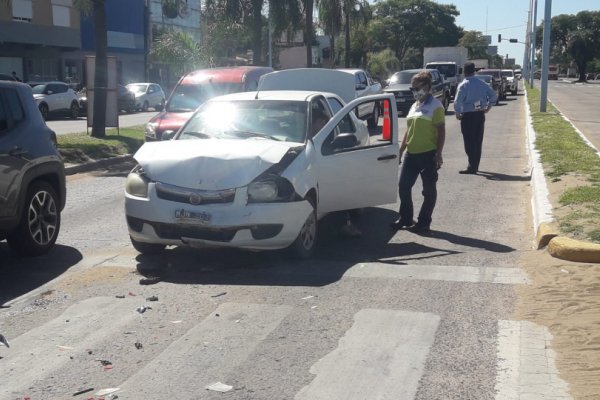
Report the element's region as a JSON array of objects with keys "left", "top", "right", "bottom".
[
  {"left": 525, "top": 87, "right": 600, "bottom": 263},
  {"left": 64, "top": 154, "right": 134, "bottom": 176}
]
